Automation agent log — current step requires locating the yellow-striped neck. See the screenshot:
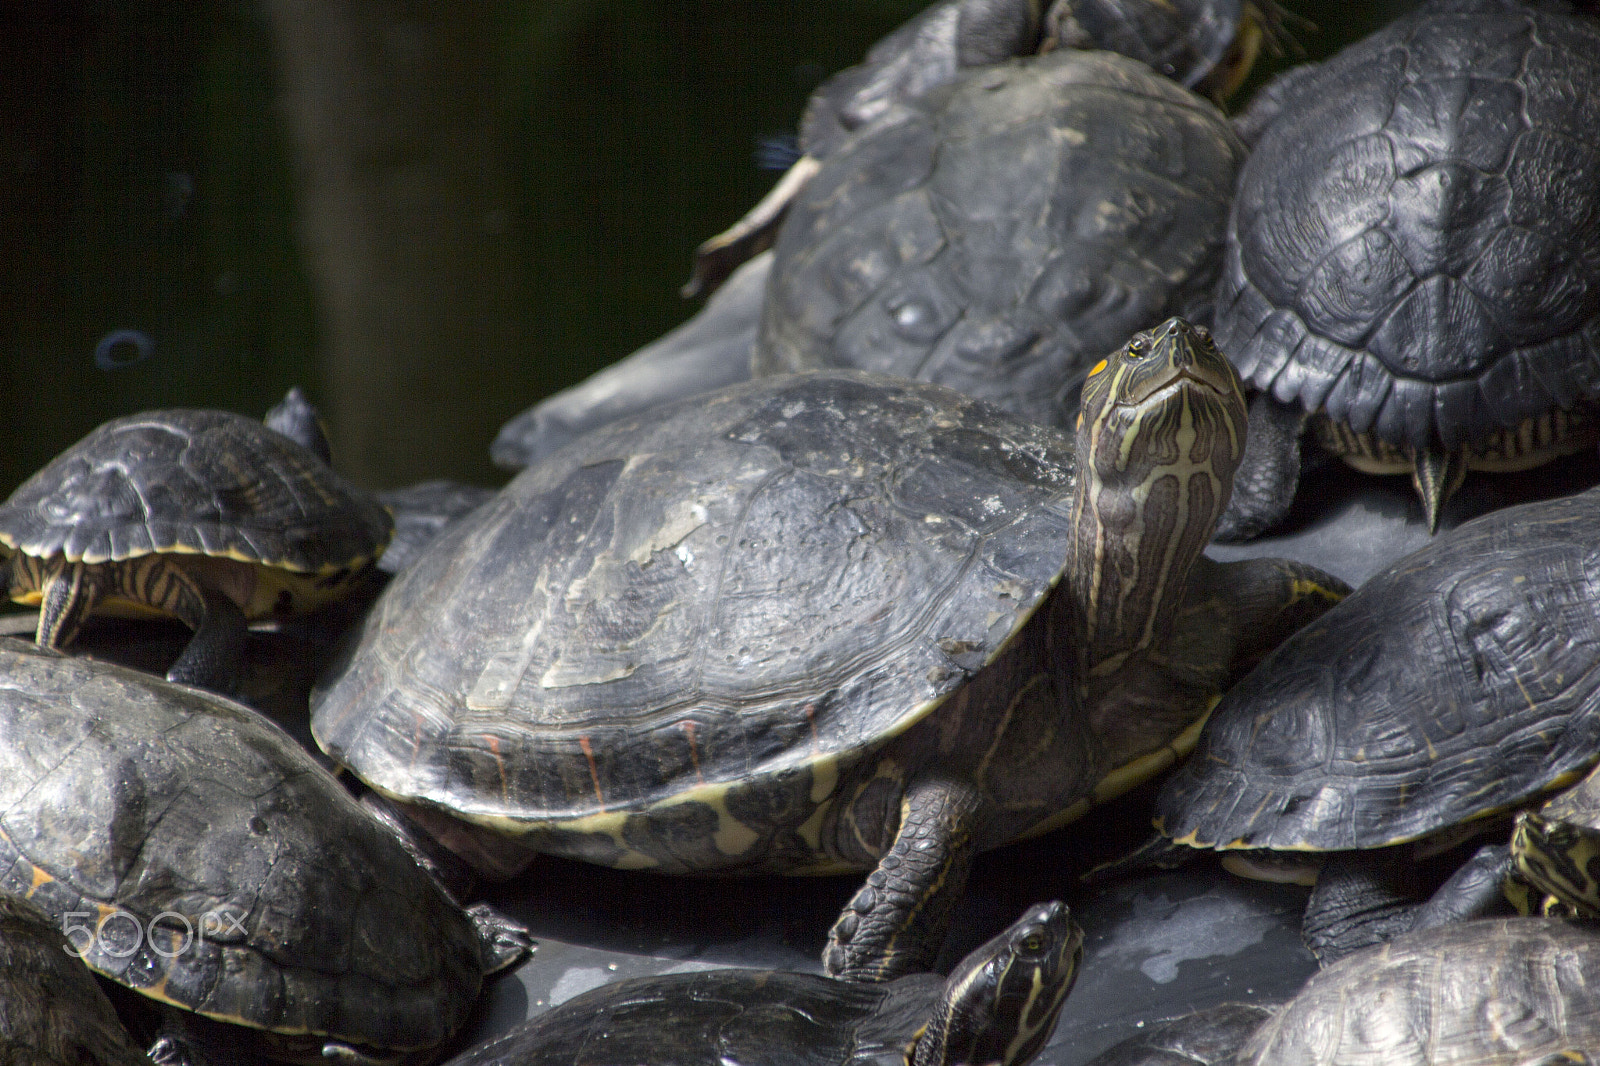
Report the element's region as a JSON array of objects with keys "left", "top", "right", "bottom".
[{"left": 1069, "top": 319, "right": 1246, "bottom": 682}]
